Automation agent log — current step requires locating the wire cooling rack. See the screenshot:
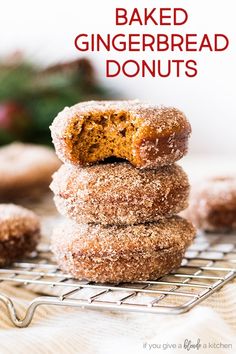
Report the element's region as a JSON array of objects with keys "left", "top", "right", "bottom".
[{"left": 0, "top": 232, "right": 236, "bottom": 328}]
